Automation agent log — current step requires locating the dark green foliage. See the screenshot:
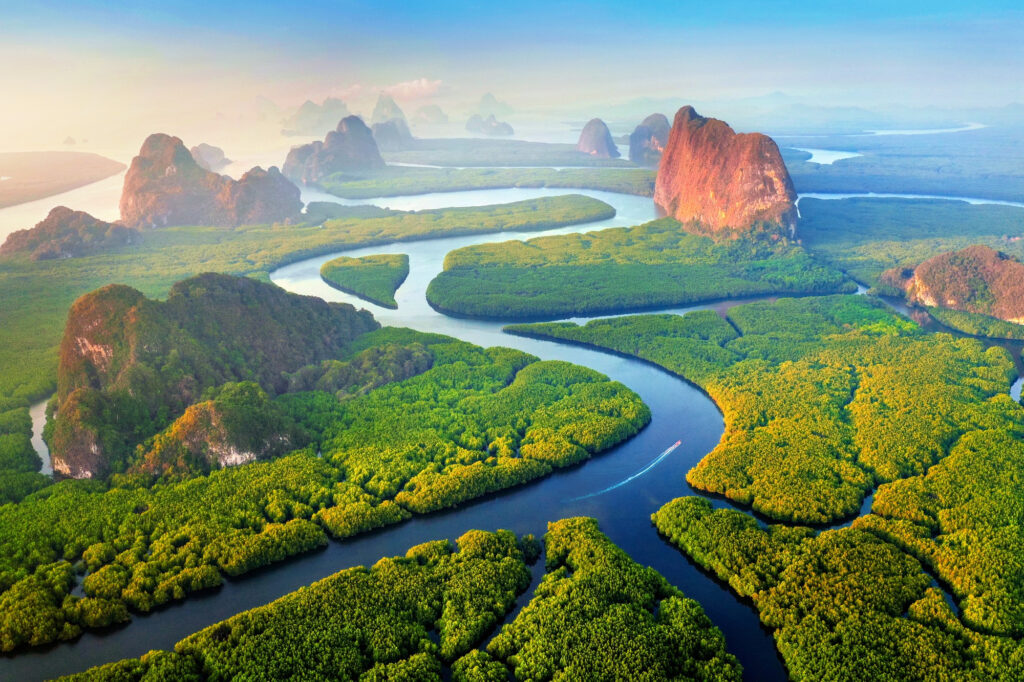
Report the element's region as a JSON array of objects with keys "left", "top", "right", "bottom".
[
  {"left": 320, "top": 166, "right": 656, "bottom": 198},
  {"left": 63, "top": 521, "right": 742, "bottom": 681},
  {"left": 798, "top": 197, "right": 1024, "bottom": 288},
  {"left": 487, "top": 517, "right": 742, "bottom": 681},
  {"left": 61, "top": 529, "right": 533, "bottom": 681},
  {"left": 51, "top": 273, "right": 379, "bottom": 477},
  {"left": 320, "top": 253, "right": 410, "bottom": 308},
  {"left": 926, "top": 306, "right": 1024, "bottom": 339},
  {"left": 0, "top": 330, "right": 648, "bottom": 650},
  {"left": 429, "top": 219, "right": 854, "bottom": 319}
]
